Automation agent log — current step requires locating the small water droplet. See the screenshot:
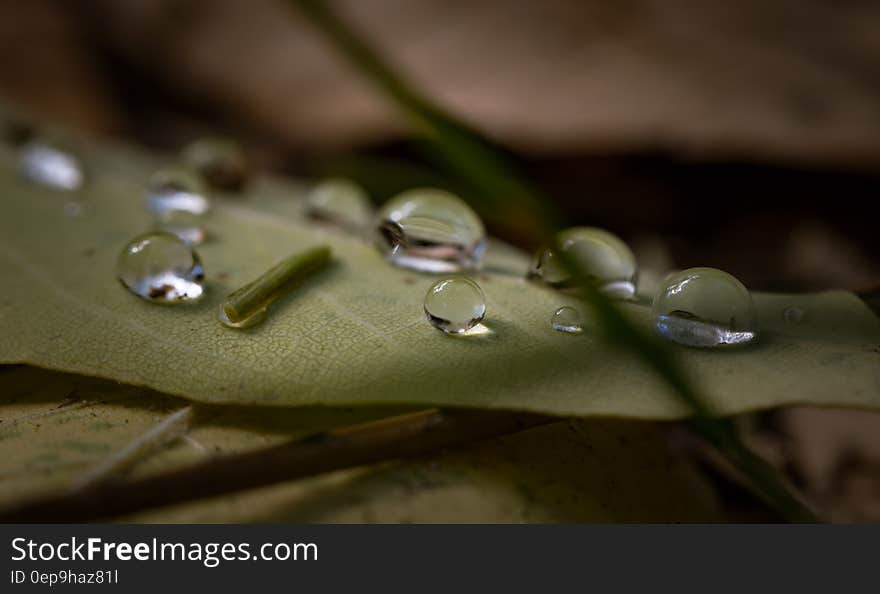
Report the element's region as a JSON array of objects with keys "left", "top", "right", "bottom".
[
  {"left": 181, "top": 137, "right": 249, "bottom": 191},
  {"left": 305, "top": 178, "right": 374, "bottom": 230},
  {"left": 529, "top": 246, "right": 568, "bottom": 285},
  {"left": 529, "top": 227, "right": 637, "bottom": 299},
  {"left": 376, "top": 189, "right": 486, "bottom": 273},
  {"left": 217, "top": 304, "right": 267, "bottom": 329},
  {"left": 18, "top": 141, "right": 84, "bottom": 191},
  {"left": 551, "top": 306, "right": 583, "bottom": 333},
  {"left": 652, "top": 267, "right": 757, "bottom": 347},
  {"left": 424, "top": 277, "right": 486, "bottom": 334},
  {"left": 117, "top": 232, "right": 205, "bottom": 303},
  {"left": 783, "top": 306, "right": 806, "bottom": 324},
  {"left": 145, "top": 168, "right": 210, "bottom": 245},
  {"left": 64, "top": 200, "right": 88, "bottom": 218}
]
